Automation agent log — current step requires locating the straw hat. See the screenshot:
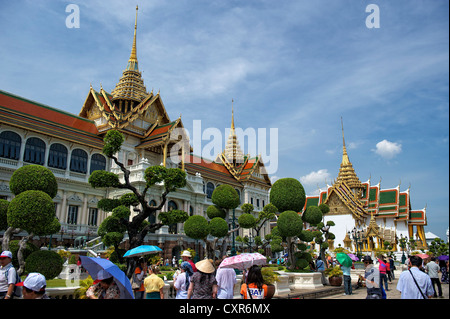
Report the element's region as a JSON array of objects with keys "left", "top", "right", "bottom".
[{"left": 195, "top": 259, "right": 215, "bottom": 274}]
